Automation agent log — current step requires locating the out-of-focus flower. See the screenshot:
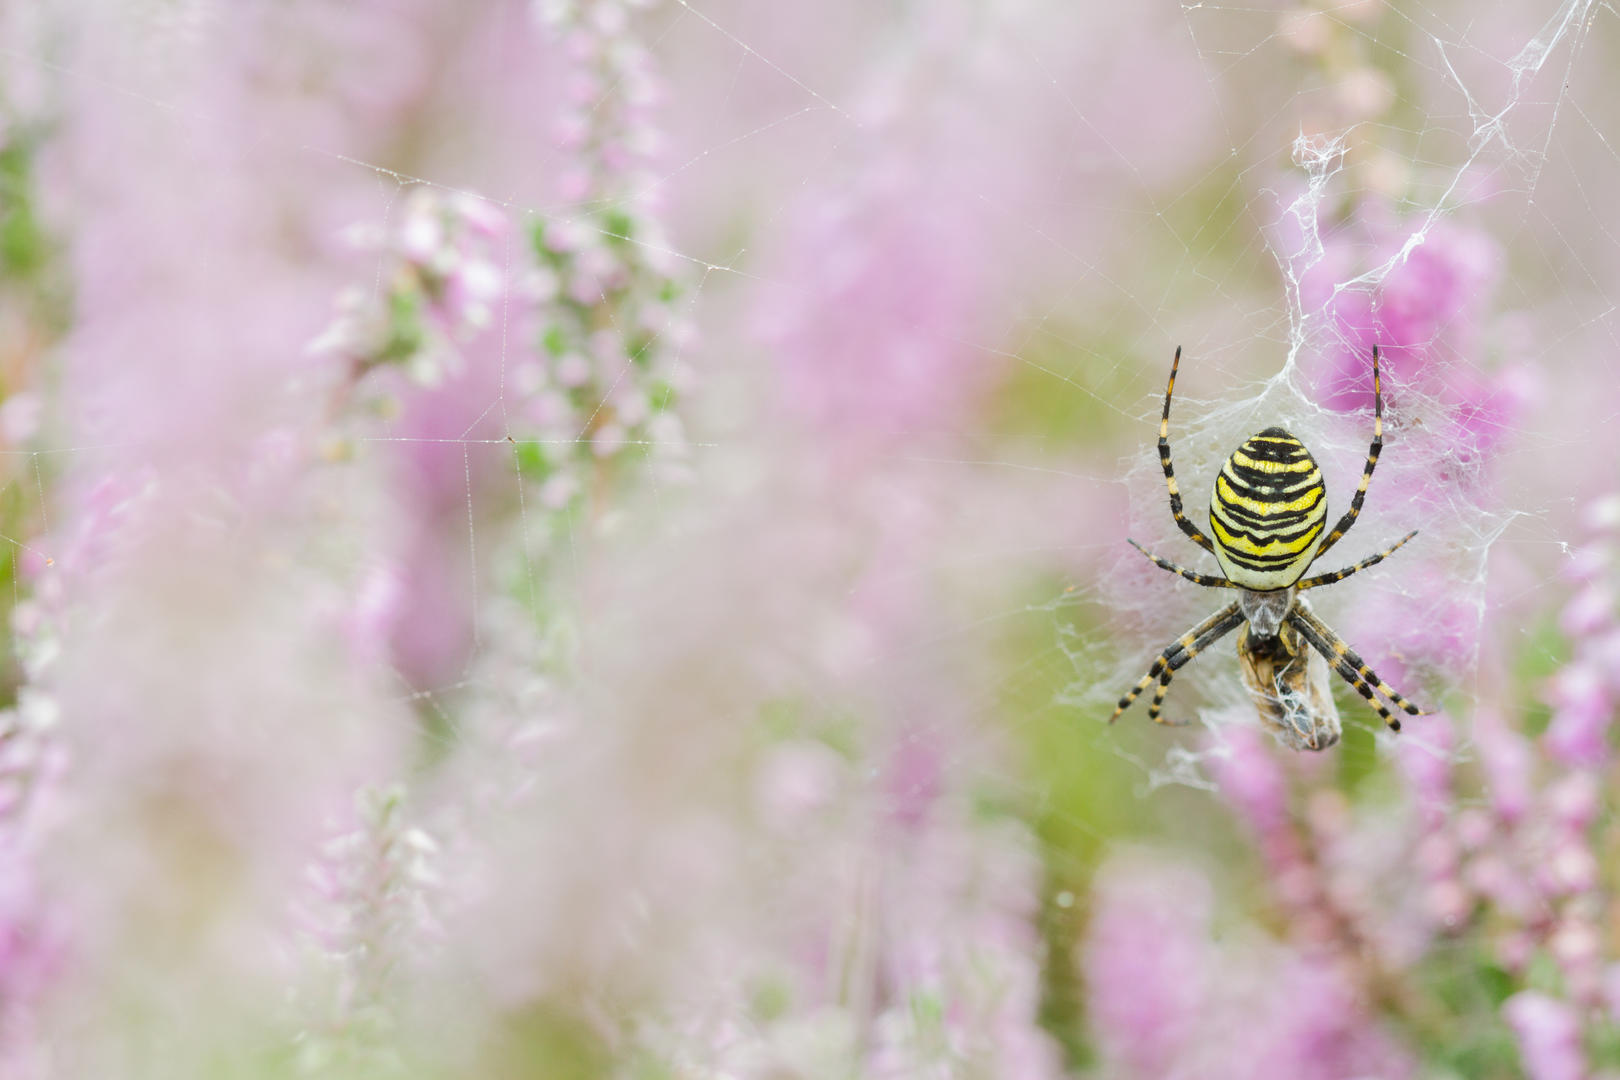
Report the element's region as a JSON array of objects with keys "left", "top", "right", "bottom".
[
  {"left": 760, "top": 172, "right": 991, "bottom": 451},
  {"left": 1542, "top": 498, "right": 1620, "bottom": 767},
  {"left": 310, "top": 188, "right": 510, "bottom": 388},
  {"left": 1301, "top": 216, "right": 1528, "bottom": 472},
  {"left": 1504, "top": 992, "right": 1585, "bottom": 1080},
  {"left": 1083, "top": 854, "right": 1210, "bottom": 1076},
  {"left": 1474, "top": 706, "right": 1533, "bottom": 824},
  {"left": 296, "top": 785, "right": 438, "bottom": 1071},
  {"left": 1084, "top": 852, "right": 1415, "bottom": 1079}
]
